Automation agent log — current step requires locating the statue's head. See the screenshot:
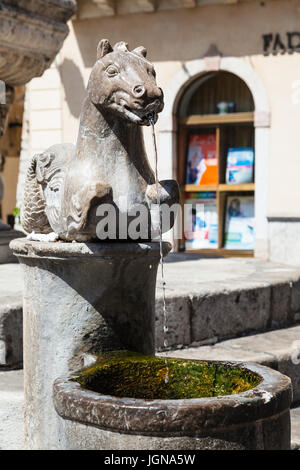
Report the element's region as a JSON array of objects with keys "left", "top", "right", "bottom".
[{"left": 87, "top": 39, "right": 164, "bottom": 126}]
